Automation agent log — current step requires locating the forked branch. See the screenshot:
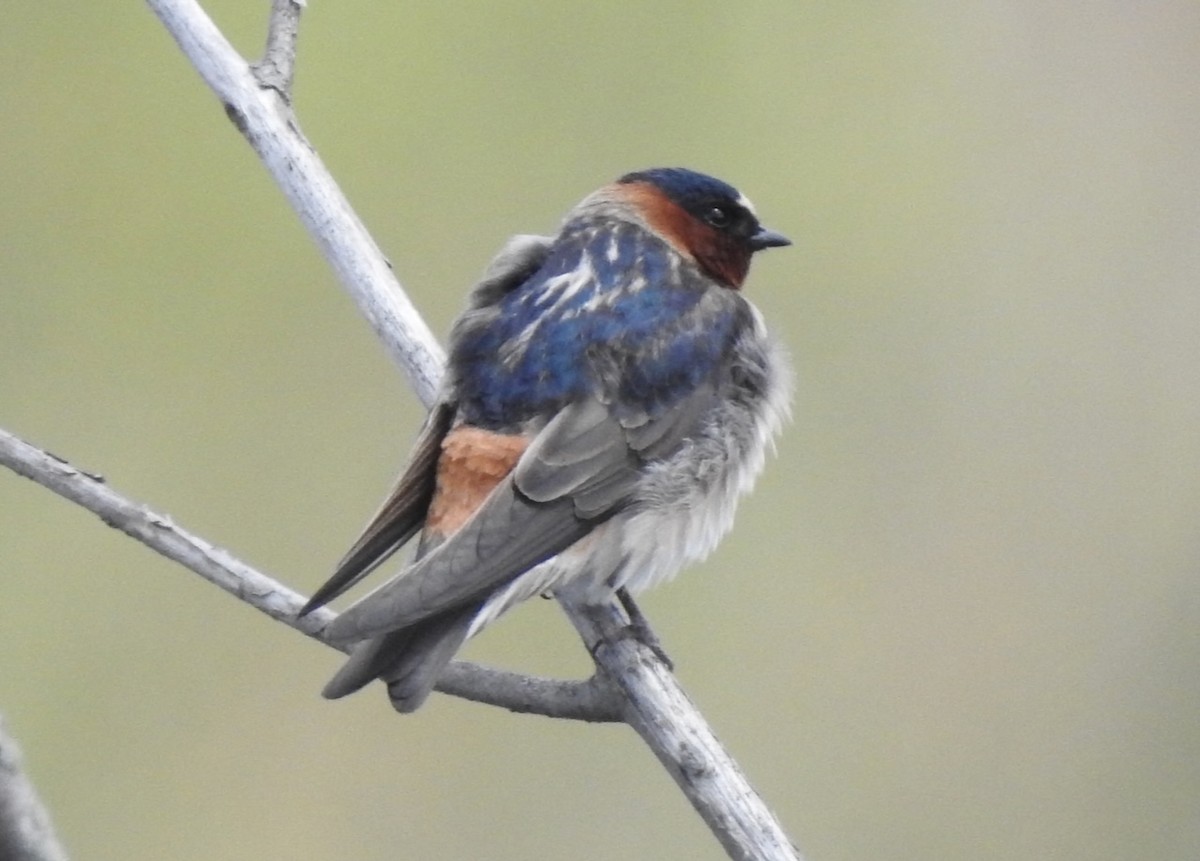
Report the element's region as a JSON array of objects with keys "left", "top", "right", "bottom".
[{"left": 0, "top": 2, "right": 806, "bottom": 858}]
